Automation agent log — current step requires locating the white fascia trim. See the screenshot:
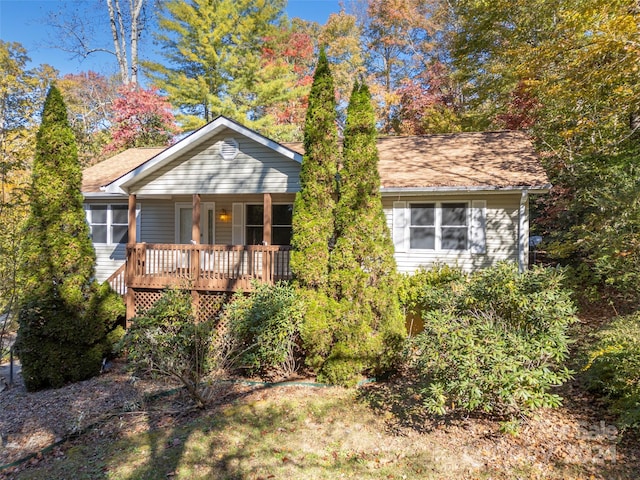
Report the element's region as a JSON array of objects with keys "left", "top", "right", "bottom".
[
  {"left": 83, "top": 192, "right": 128, "bottom": 200},
  {"left": 103, "top": 116, "right": 303, "bottom": 194},
  {"left": 380, "top": 184, "right": 551, "bottom": 196}
]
